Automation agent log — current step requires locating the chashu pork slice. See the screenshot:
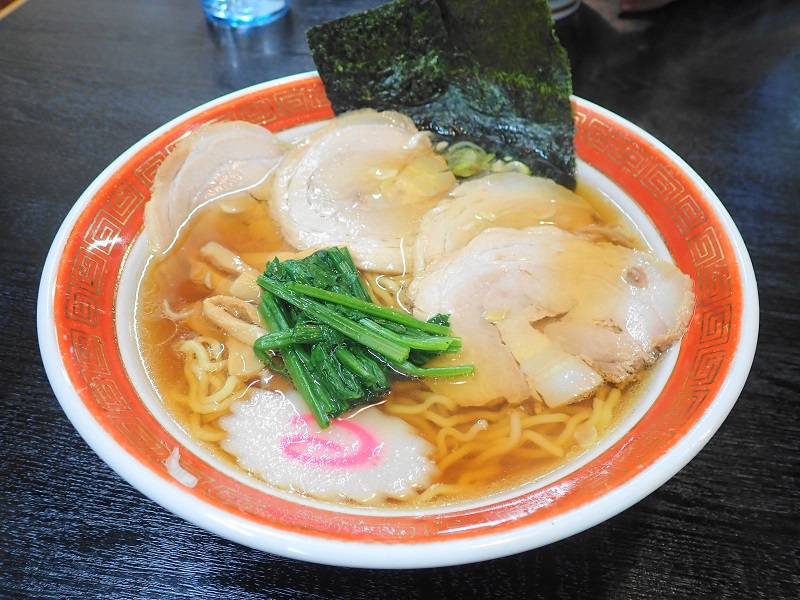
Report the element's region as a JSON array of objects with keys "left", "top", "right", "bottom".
[
  {"left": 270, "top": 109, "right": 456, "bottom": 274},
  {"left": 414, "top": 172, "right": 599, "bottom": 272},
  {"left": 408, "top": 226, "right": 694, "bottom": 408},
  {"left": 145, "top": 121, "right": 288, "bottom": 254}
]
